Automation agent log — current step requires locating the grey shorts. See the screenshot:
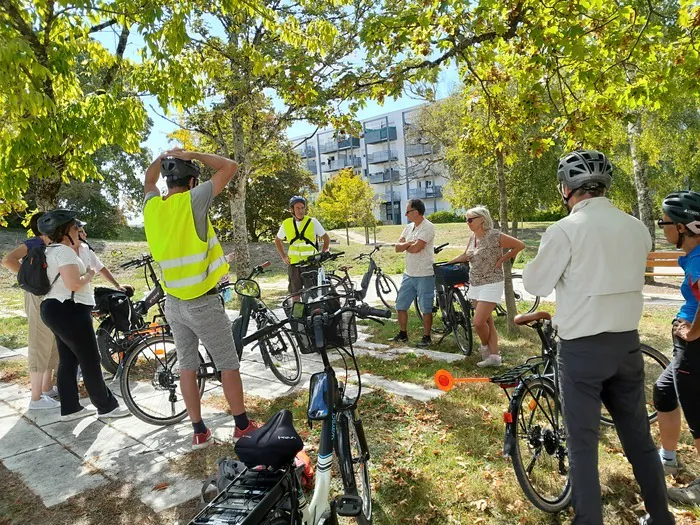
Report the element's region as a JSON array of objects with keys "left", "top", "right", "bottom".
[{"left": 164, "top": 293, "right": 240, "bottom": 371}]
